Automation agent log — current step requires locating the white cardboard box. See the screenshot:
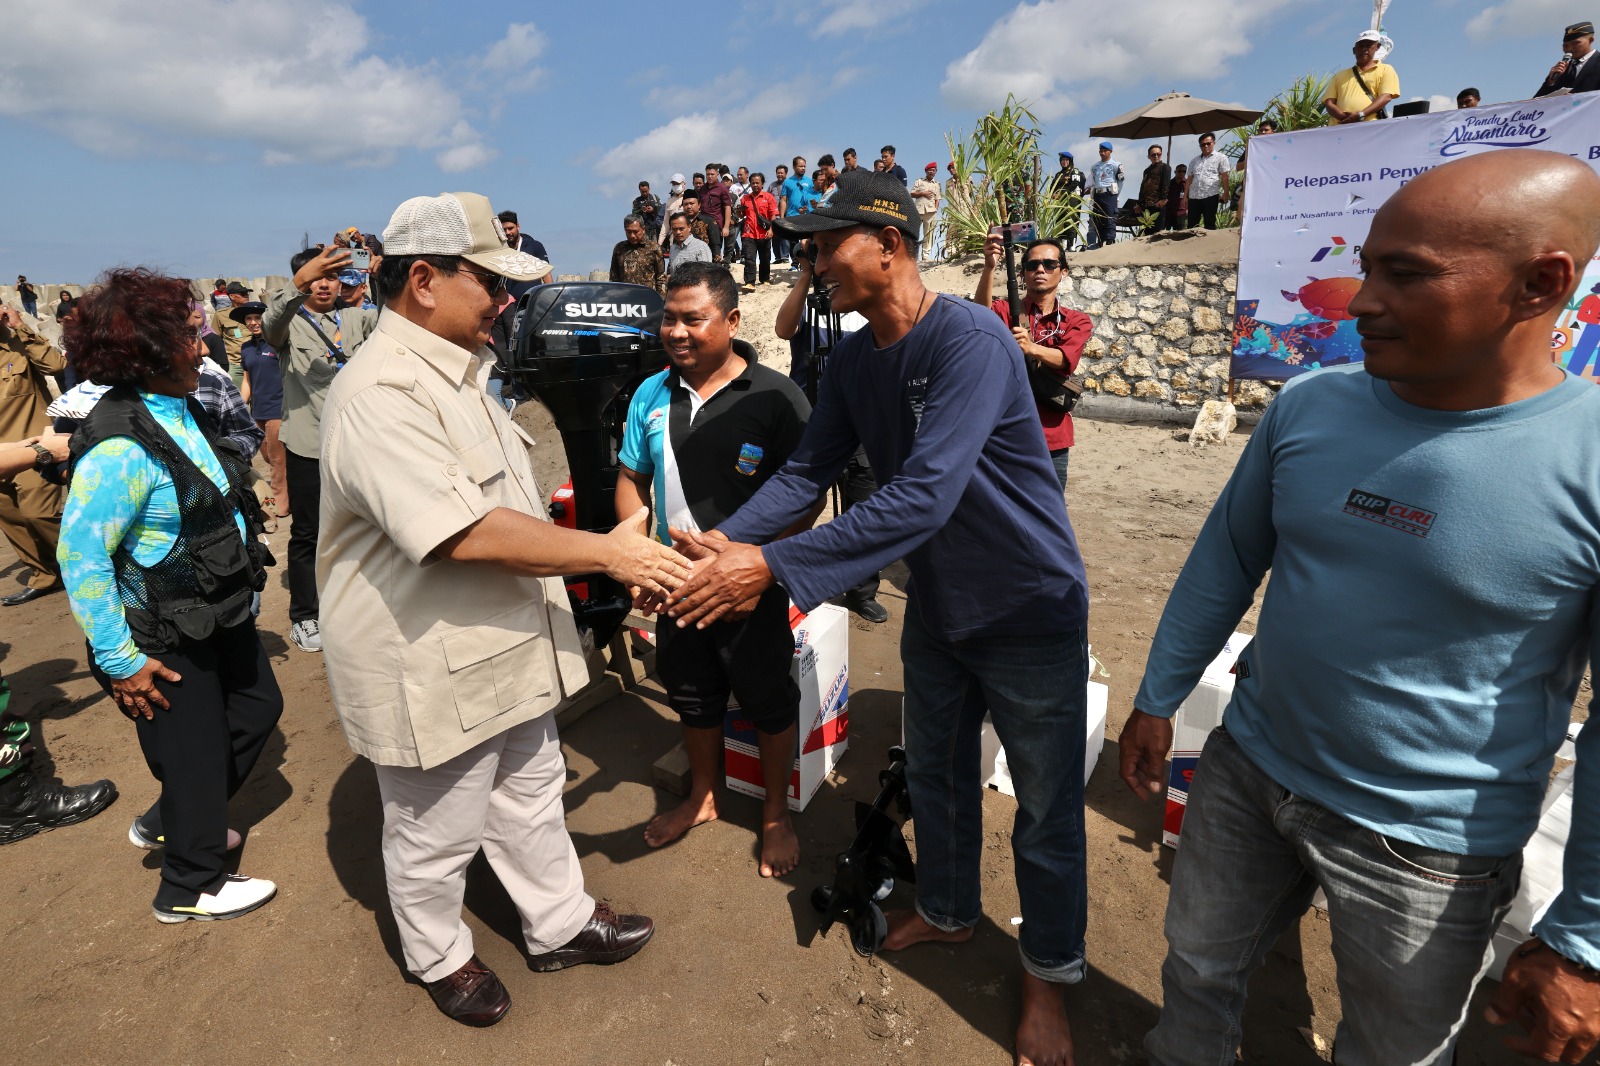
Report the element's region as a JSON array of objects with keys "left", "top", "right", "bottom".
[
  {"left": 980, "top": 681, "right": 1108, "bottom": 796},
  {"left": 723, "top": 603, "right": 849, "bottom": 813},
  {"left": 1163, "top": 631, "right": 1254, "bottom": 848}
]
